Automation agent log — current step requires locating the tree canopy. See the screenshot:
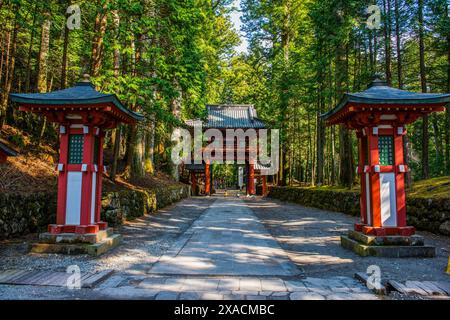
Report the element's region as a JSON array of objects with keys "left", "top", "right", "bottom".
[{"left": 1, "top": 0, "right": 449, "bottom": 186}]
